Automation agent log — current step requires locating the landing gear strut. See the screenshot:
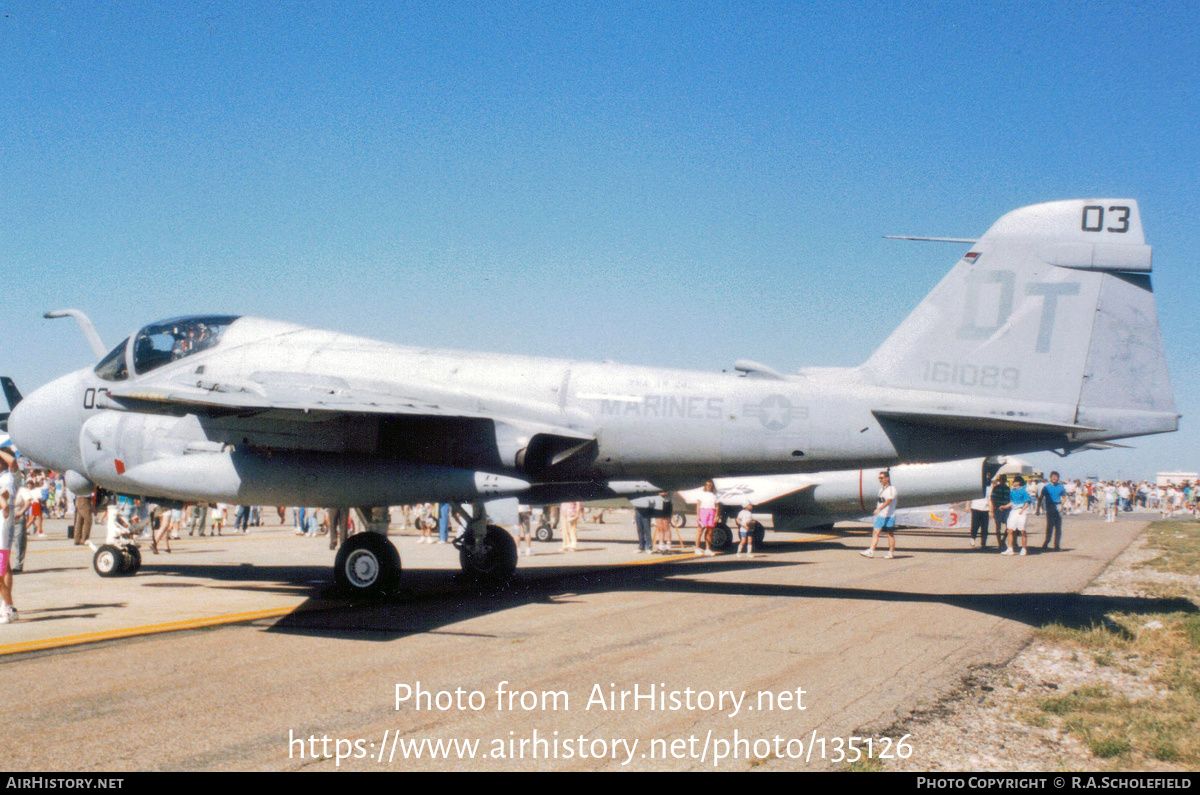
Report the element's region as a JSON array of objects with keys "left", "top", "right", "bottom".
[{"left": 454, "top": 501, "right": 518, "bottom": 584}]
